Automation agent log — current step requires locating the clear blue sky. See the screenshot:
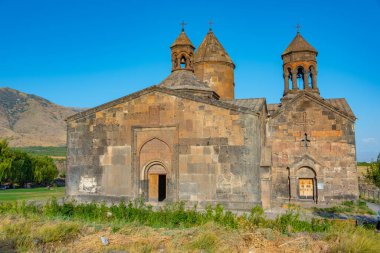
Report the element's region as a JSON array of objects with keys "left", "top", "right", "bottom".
[{"left": 0, "top": 0, "right": 379, "bottom": 161}]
